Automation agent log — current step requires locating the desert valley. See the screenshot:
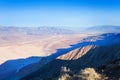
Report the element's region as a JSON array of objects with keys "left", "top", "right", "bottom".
[{"left": 0, "top": 25, "right": 119, "bottom": 80}]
